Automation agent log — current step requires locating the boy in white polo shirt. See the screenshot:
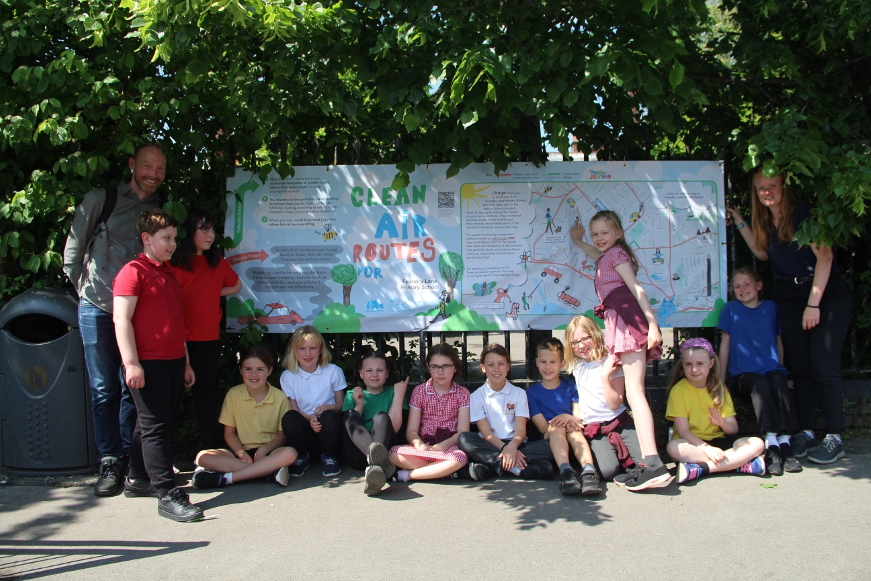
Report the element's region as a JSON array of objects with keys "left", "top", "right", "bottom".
[{"left": 457, "top": 344, "right": 554, "bottom": 481}]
